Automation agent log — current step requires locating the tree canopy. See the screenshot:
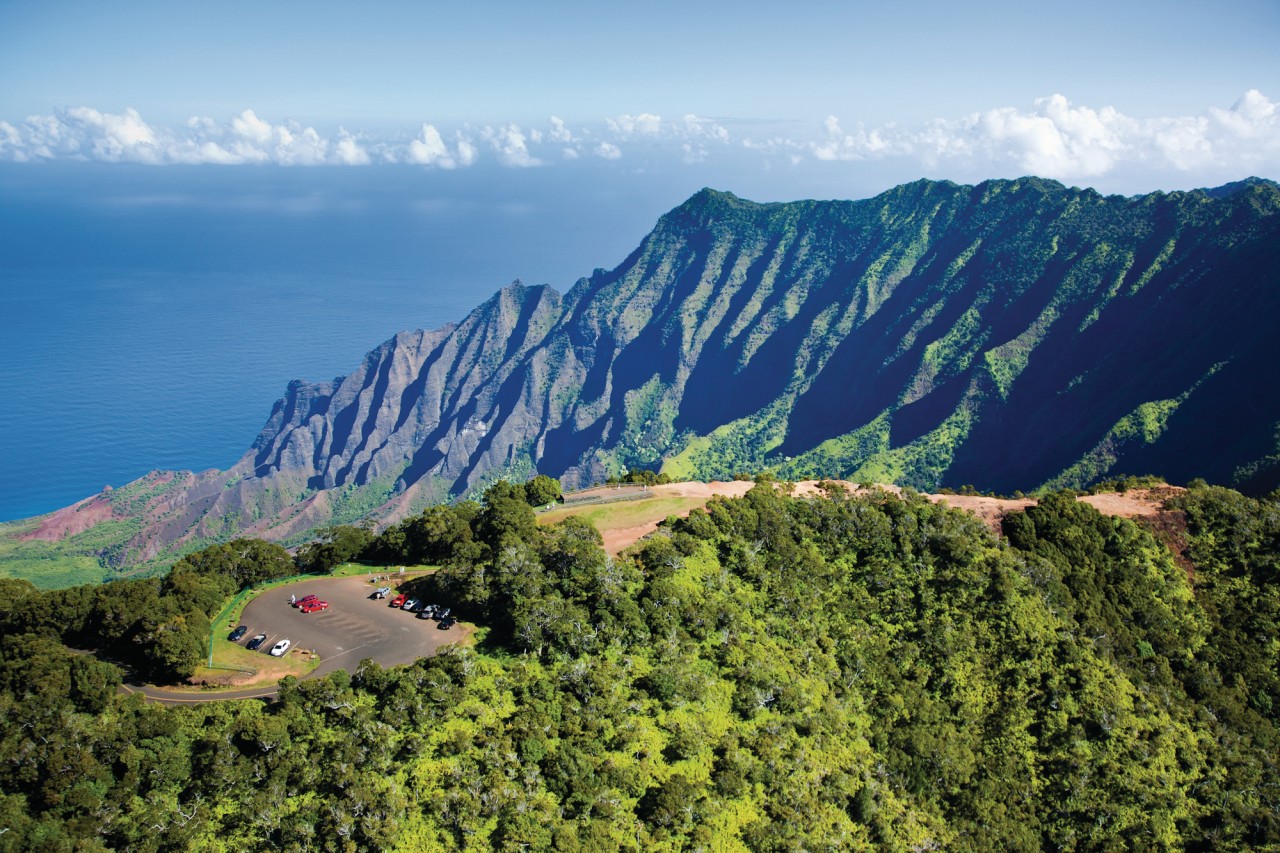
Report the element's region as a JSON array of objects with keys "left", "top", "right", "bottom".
[{"left": 0, "top": 481, "right": 1277, "bottom": 850}]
